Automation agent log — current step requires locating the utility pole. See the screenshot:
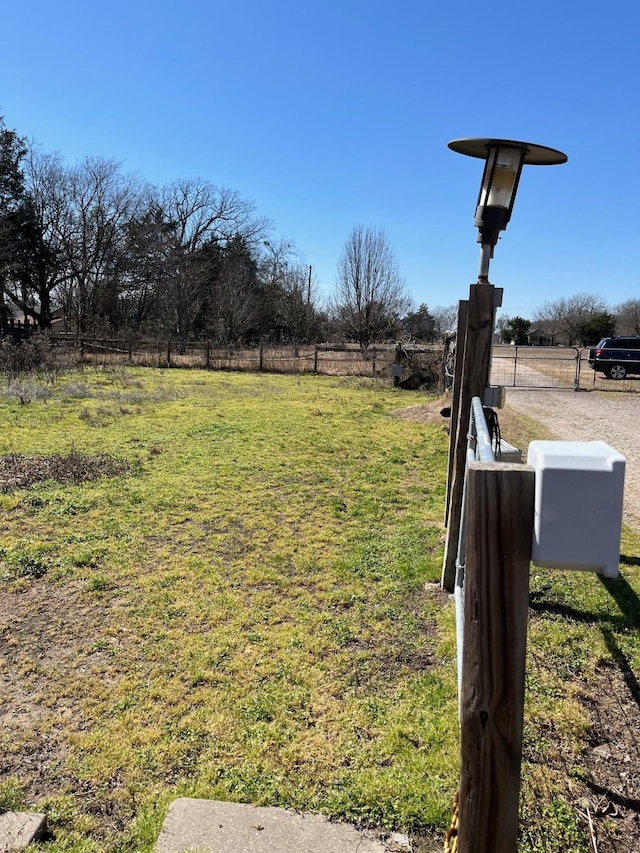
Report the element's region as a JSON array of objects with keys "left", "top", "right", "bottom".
[{"left": 306, "top": 265, "right": 312, "bottom": 344}]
